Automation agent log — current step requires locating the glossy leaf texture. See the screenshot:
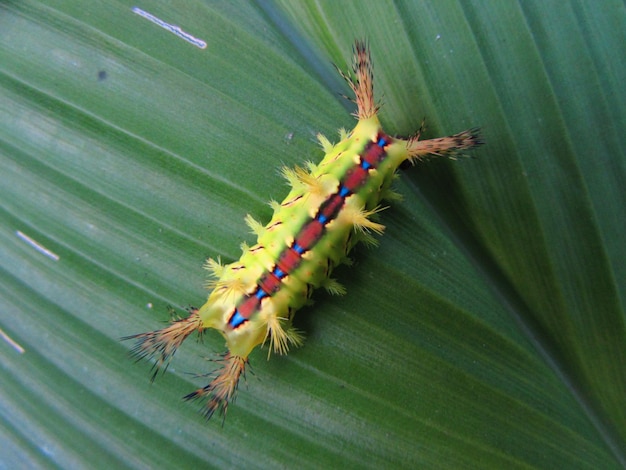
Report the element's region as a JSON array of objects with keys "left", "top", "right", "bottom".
[{"left": 1, "top": 1, "right": 625, "bottom": 468}]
